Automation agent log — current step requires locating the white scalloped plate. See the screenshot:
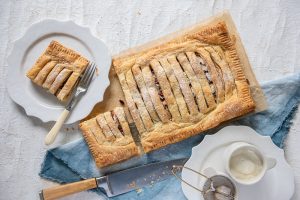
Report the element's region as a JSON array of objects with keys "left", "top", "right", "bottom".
[
  {"left": 7, "top": 20, "right": 111, "bottom": 124},
  {"left": 182, "top": 126, "right": 294, "bottom": 200}
]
